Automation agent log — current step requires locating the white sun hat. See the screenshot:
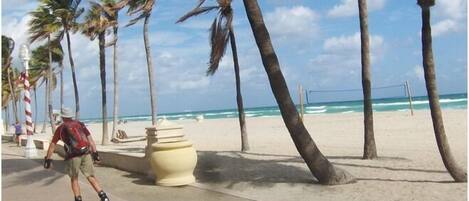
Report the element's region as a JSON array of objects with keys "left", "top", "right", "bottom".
[{"left": 61, "top": 108, "right": 74, "bottom": 118}]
